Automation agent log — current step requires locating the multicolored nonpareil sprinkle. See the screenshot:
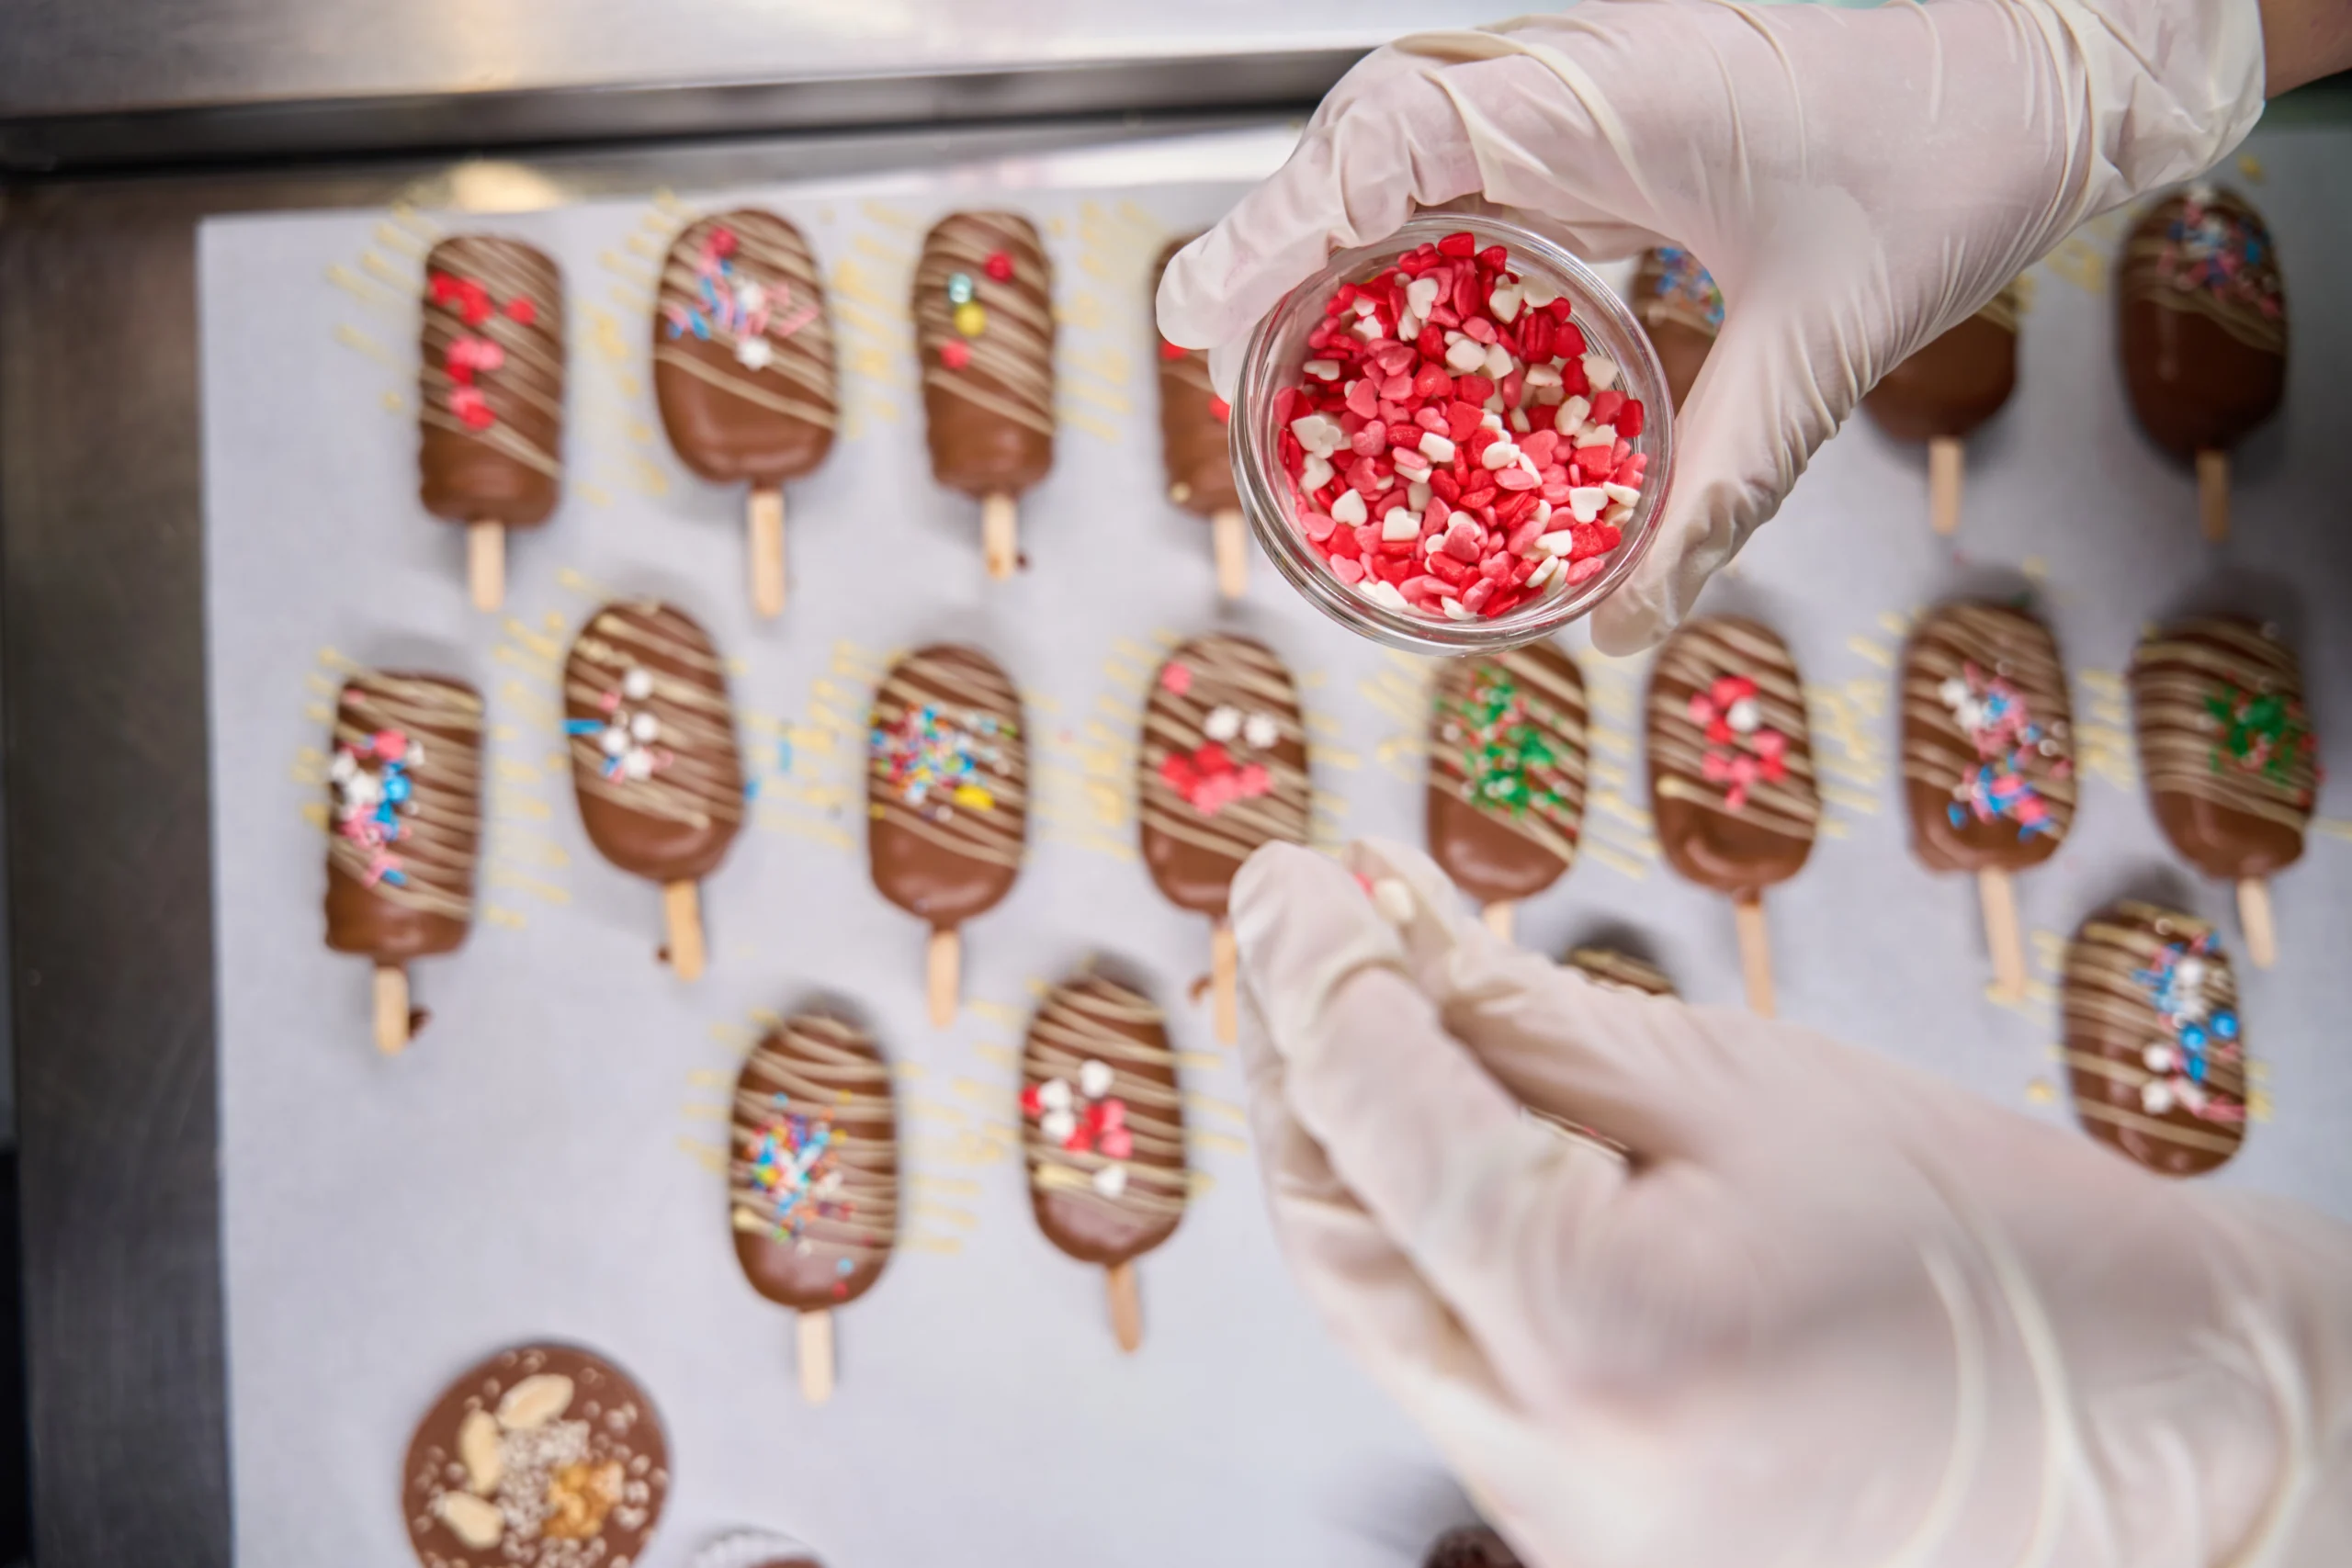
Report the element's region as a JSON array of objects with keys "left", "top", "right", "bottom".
[
  {"left": 1939, "top": 662, "right": 2071, "bottom": 836},
  {"left": 2132, "top": 933, "right": 2245, "bottom": 1123},
  {"left": 1437, "top": 661, "right": 1570, "bottom": 817},
  {"left": 747, "top": 1097, "right": 854, "bottom": 1249},
  {"left": 330, "top": 727, "right": 425, "bottom": 886},
  {"left": 872, "top": 702, "right": 1015, "bottom": 821},
  {"left": 563, "top": 664, "right": 672, "bottom": 784},
  {"left": 2157, "top": 196, "right": 2284, "bottom": 318},
  {"left": 1649, "top": 245, "right": 1724, "bottom": 332},
  {"left": 2207, "top": 682, "right": 2315, "bottom": 797},
  {"left": 661, "top": 223, "right": 820, "bottom": 372}
]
